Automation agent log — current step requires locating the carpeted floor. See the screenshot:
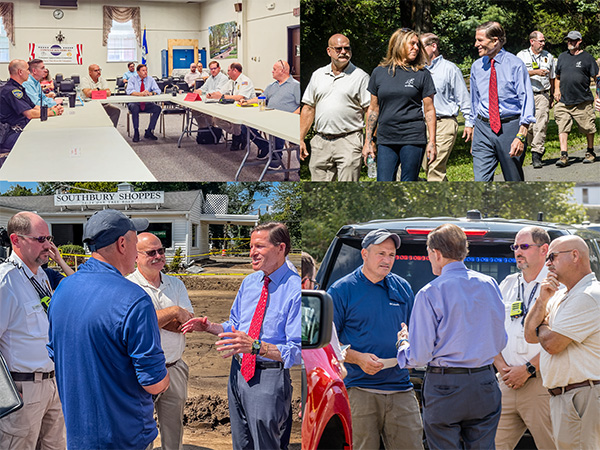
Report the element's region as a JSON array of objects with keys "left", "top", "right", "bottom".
[{"left": 113, "top": 104, "right": 300, "bottom": 182}]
